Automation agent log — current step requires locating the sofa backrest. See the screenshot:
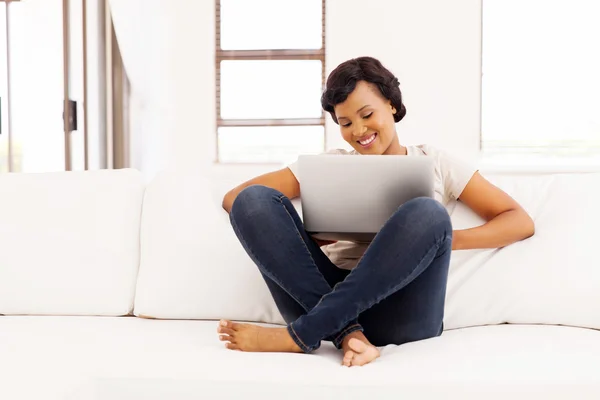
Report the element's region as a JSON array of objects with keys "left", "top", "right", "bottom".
[
  {"left": 135, "top": 170, "right": 600, "bottom": 333},
  {"left": 6, "top": 167, "right": 596, "bottom": 331},
  {"left": 445, "top": 172, "right": 600, "bottom": 330},
  {"left": 134, "top": 171, "right": 284, "bottom": 323},
  {"left": 0, "top": 169, "right": 145, "bottom": 316}
]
